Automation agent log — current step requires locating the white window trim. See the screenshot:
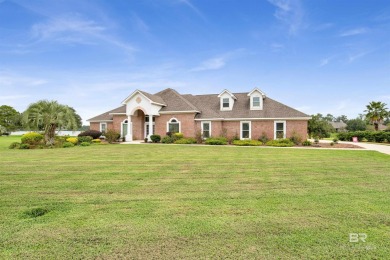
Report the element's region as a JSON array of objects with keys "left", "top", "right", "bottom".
[
  {"left": 201, "top": 121, "right": 212, "bottom": 139},
  {"left": 166, "top": 117, "right": 181, "bottom": 133},
  {"left": 240, "top": 121, "right": 251, "bottom": 140},
  {"left": 274, "top": 121, "right": 286, "bottom": 139},
  {"left": 250, "top": 95, "right": 263, "bottom": 110},
  {"left": 100, "top": 122, "right": 107, "bottom": 132}
]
